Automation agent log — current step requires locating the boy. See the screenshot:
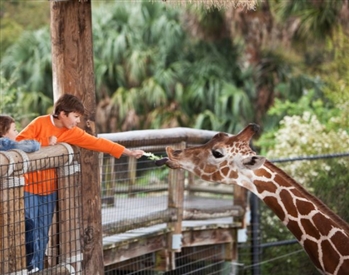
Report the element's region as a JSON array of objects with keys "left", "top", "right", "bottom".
[
  {"left": 17, "top": 94, "right": 144, "bottom": 271},
  {"left": 0, "top": 115, "right": 40, "bottom": 152}
]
